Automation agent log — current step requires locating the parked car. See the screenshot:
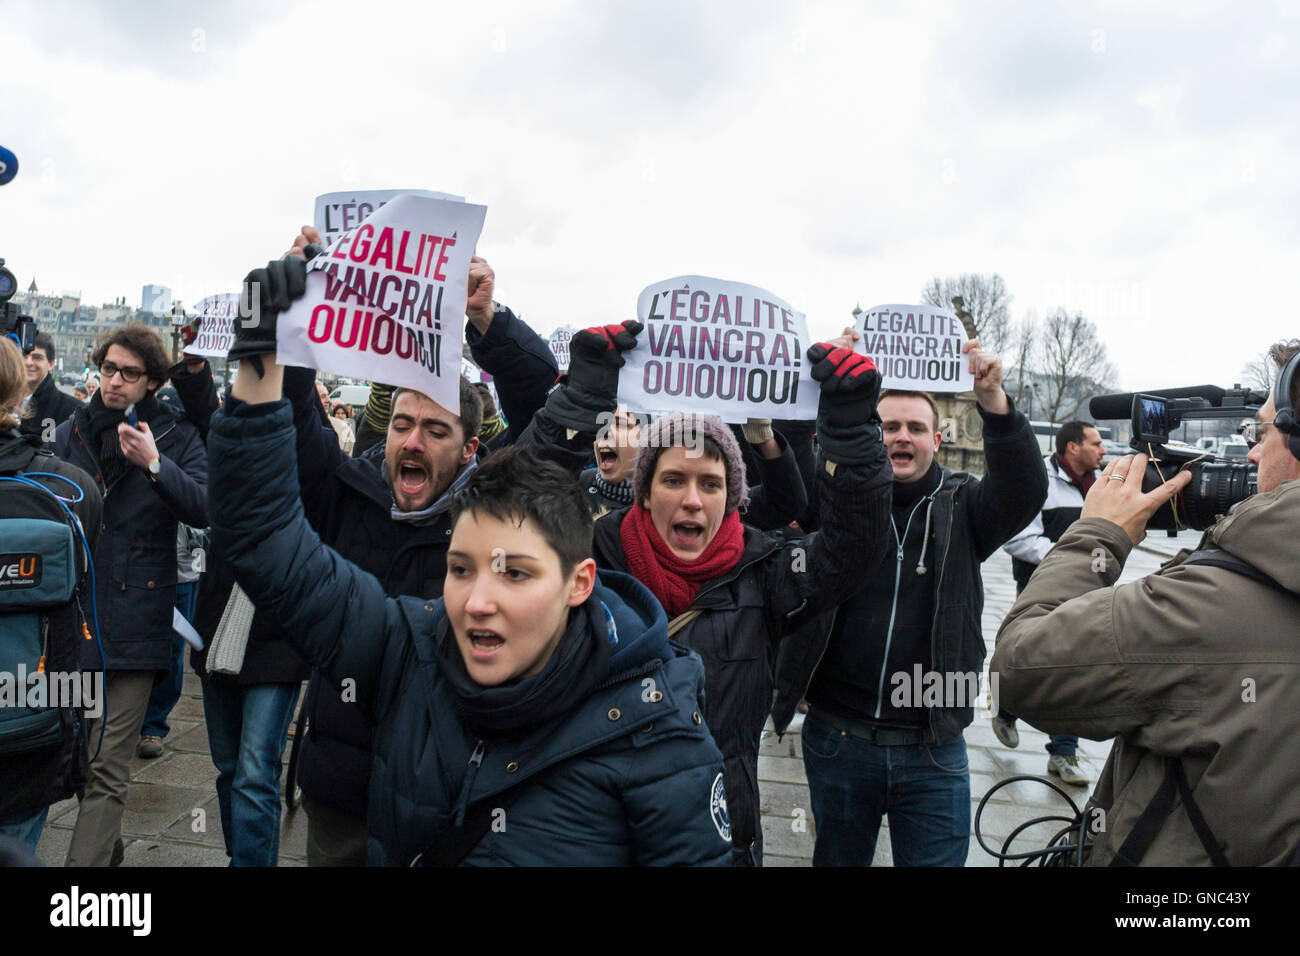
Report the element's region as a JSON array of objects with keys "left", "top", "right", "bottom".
[{"left": 329, "top": 384, "right": 371, "bottom": 411}]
